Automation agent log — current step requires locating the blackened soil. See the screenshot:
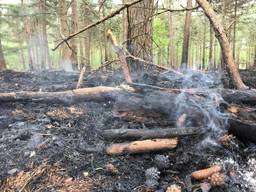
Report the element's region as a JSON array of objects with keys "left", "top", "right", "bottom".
[{"left": 0, "top": 69, "right": 255, "bottom": 192}]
